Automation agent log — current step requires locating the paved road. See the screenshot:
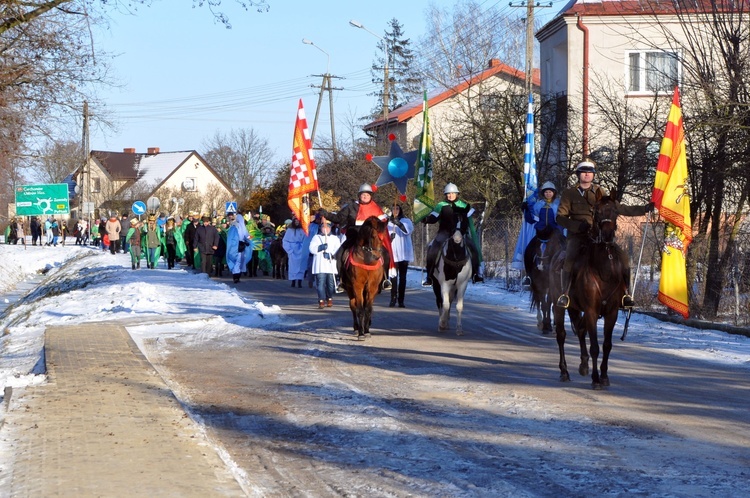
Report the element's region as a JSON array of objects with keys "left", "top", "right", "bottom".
[{"left": 146, "top": 274, "right": 750, "bottom": 496}]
